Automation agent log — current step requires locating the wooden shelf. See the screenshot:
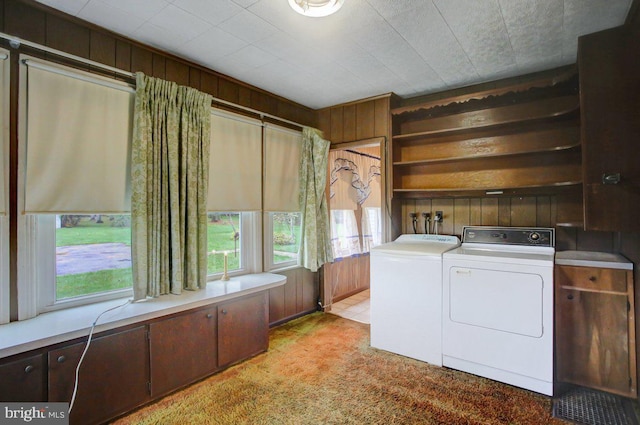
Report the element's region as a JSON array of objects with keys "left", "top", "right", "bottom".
[
  {"left": 391, "top": 65, "right": 577, "bottom": 116},
  {"left": 392, "top": 181, "right": 582, "bottom": 199},
  {"left": 396, "top": 96, "right": 578, "bottom": 137},
  {"left": 393, "top": 125, "right": 579, "bottom": 165},
  {"left": 393, "top": 149, "right": 581, "bottom": 192}
]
